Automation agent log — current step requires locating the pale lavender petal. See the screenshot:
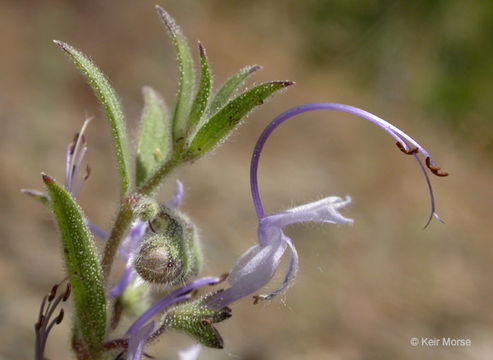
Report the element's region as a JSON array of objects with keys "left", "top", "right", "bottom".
[
  {"left": 68, "top": 118, "right": 91, "bottom": 195},
  {"left": 257, "top": 196, "right": 353, "bottom": 246},
  {"left": 64, "top": 144, "right": 72, "bottom": 192},
  {"left": 127, "top": 321, "right": 154, "bottom": 360},
  {"left": 109, "top": 265, "right": 135, "bottom": 298},
  {"left": 87, "top": 222, "right": 108, "bottom": 240},
  {"left": 127, "top": 294, "right": 190, "bottom": 336},
  {"left": 165, "top": 180, "right": 184, "bottom": 209},
  {"left": 126, "top": 277, "right": 221, "bottom": 335},
  {"left": 178, "top": 344, "right": 201, "bottom": 360},
  {"left": 70, "top": 145, "right": 87, "bottom": 193},
  {"left": 110, "top": 222, "right": 147, "bottom": 298},
  {"left": 208, "top": 239, "right": 287, "bottom": 309},
  {"left": 120, "top": 221, "right": 147, "bottom": 261},
  {"left": 257, "top": 233, "right": 298, "bottom": 301}
]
